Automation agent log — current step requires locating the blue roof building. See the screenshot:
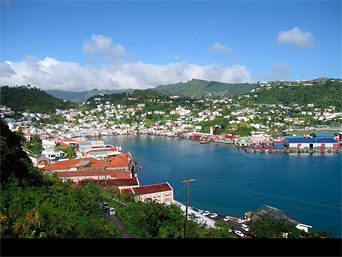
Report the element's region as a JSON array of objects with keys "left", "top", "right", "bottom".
[
  {"left": 311, "top": 132, "right": 335, "bottom": 138},
  {"left": 284, "top": 137, "right": 337, "bottom": 148}
]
